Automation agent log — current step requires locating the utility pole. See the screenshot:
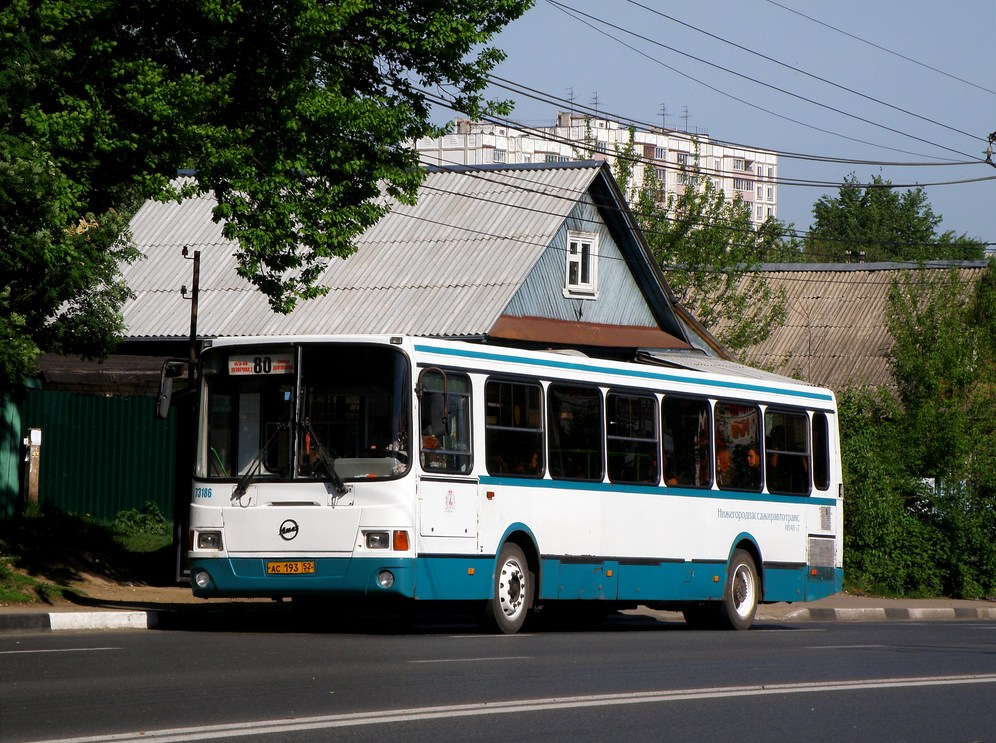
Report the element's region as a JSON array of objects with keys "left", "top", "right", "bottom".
[{"left": 181, "top": 247, "right": 201, "bottom": 384}]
